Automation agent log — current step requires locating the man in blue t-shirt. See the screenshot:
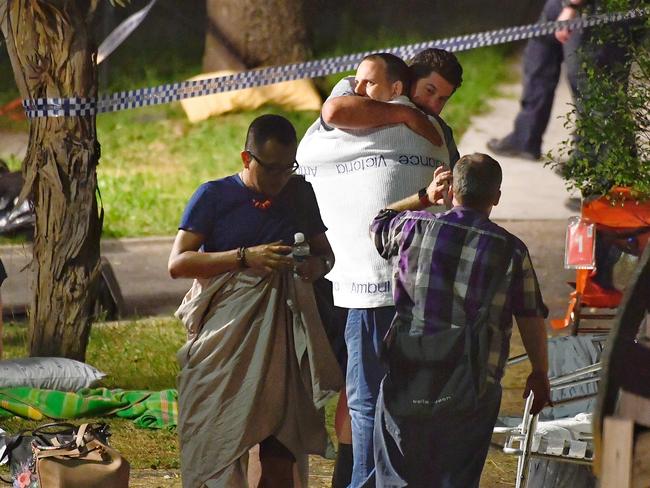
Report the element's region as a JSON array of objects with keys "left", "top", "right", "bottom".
[
  {"left": 169, "top": 114, "right": 335, "bottom": 487},
  {"left": 169, "top": 114, "right": 333, "bottom": 281}
]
